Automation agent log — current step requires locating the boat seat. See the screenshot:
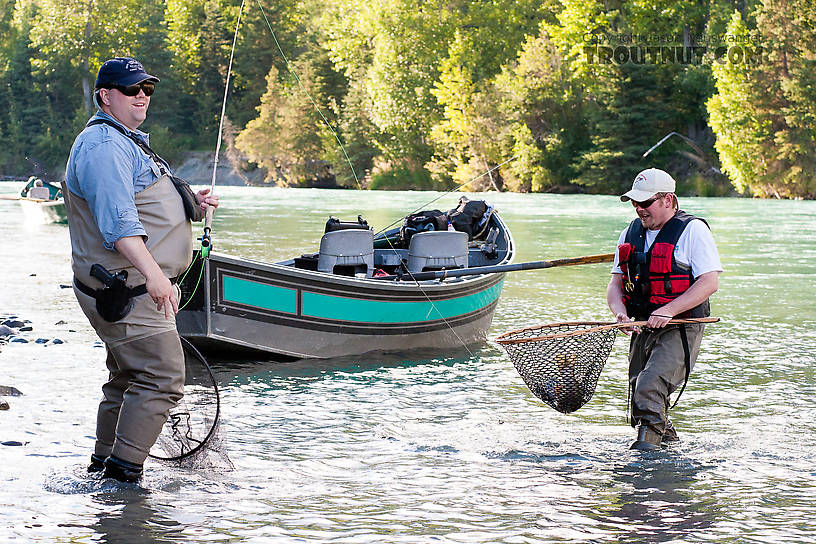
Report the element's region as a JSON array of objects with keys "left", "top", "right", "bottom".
[
  {"left": 317, "top": 229, "right": 374, "bottom": 277},
  {"left": 27, "top": 186, "right": 51, "bottom": 200},
  {"left": 406, "top": 231, "right": 468, "bottom": 273}
]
